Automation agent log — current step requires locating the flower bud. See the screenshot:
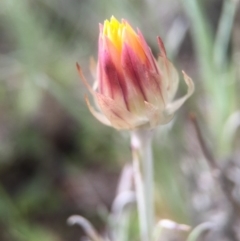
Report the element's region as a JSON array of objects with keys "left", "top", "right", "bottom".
[{"left": 77, "top": 16, "right": 194, "bottom": 130}]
